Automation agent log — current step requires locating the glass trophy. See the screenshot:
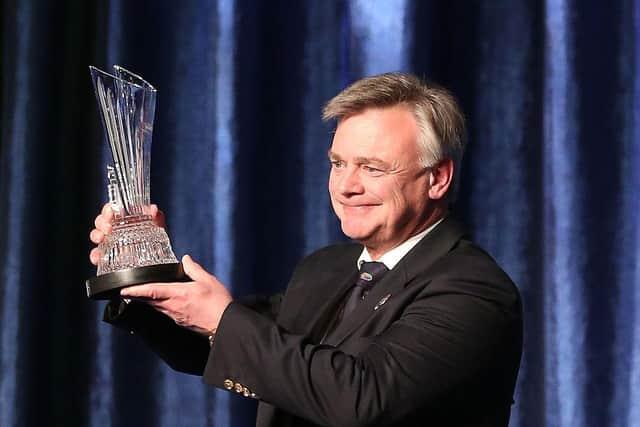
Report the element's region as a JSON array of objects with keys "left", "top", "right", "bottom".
[{"left": 86, "top": 65, "right": 186, "bottom": 300}]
